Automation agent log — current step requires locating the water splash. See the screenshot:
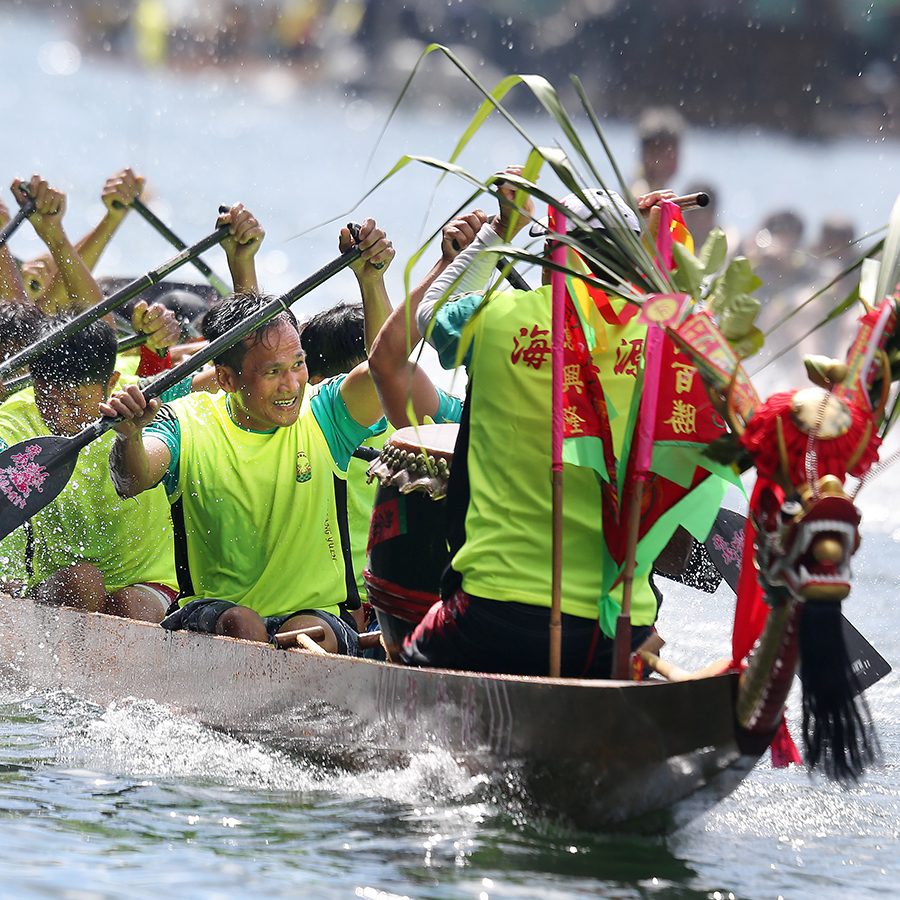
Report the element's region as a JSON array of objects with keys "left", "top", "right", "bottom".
[{"left": 56, "top": 696, "right": 489, "bottom": 808}]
